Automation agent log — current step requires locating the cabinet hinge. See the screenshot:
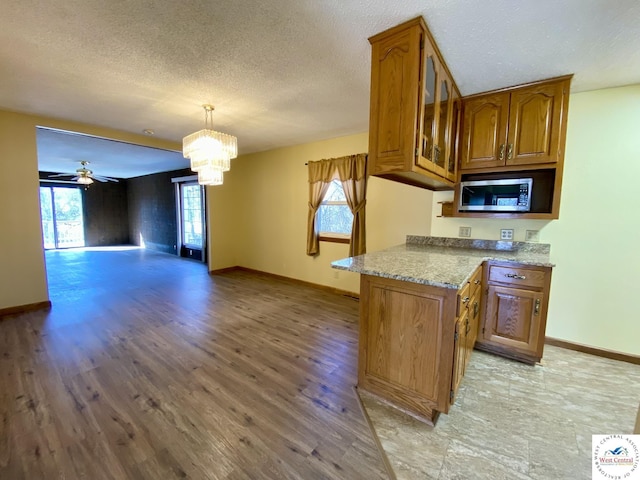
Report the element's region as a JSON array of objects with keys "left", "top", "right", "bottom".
[
  {"left": 415, "top": 147, "right": 419, "bottom": 157},
  {"left": 482, "top": 327, "right": 485, "bottom": 334},
  {"left": 420, "top": 38, "right": 424, "bottom": 50},
  {"left": 454, "top": 332, "right": 458, "bottom": 341},
  {"left": 485, "top": 288, "right": 488, "bottom": 296},
  {"left": 450, "top": 390, "right": 454, "bottom": 402}
]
